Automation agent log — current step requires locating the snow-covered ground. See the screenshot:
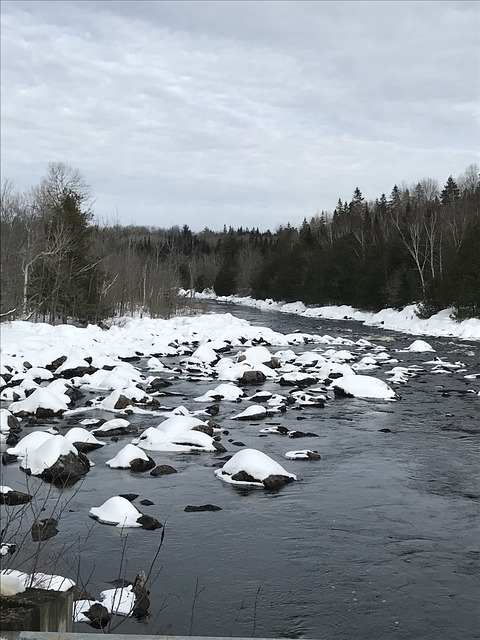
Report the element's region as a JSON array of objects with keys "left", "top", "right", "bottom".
[{"left": 183, "top": 290, "right": 480, "bottom": 341}]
